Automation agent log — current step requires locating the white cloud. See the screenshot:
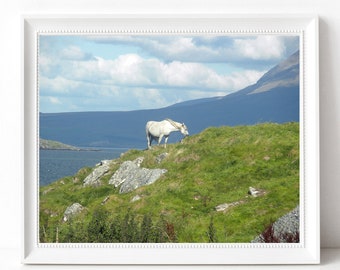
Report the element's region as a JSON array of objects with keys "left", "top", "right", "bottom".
[
  {"left": 39, "top": 76, "right": 79, "bottom": 94},
  {"left": 233, "top": 36, "right": 285, "bottom": 60},
  {"left": 111, "top": 54, "right": 153, "bottom": 85},
  {"left": 132, "top": 88, "right": 169, "bottom": 108},
  {"left": 48, "top": 97, "right": 61, "bottom": 104},
  {"left": 226, "top": 70, "right": 266, "bottom": 90},
  {"left": 38, "top": 35, "right": 299, "bottom": 112},
  {"left": 62, "top": 53, "right": 263, "bottom": 92},
  {"left": 60, "top": 45, "right": 93, "bottom": 61},
  {"left": 39, "top": 51, "right": 266, "bottom": 112},
  {"left": 89, "top": 35, "right": 298, "bottom": 64},
  {"left": 148, "top": 37, "right": 218, "bottom": 62}
]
